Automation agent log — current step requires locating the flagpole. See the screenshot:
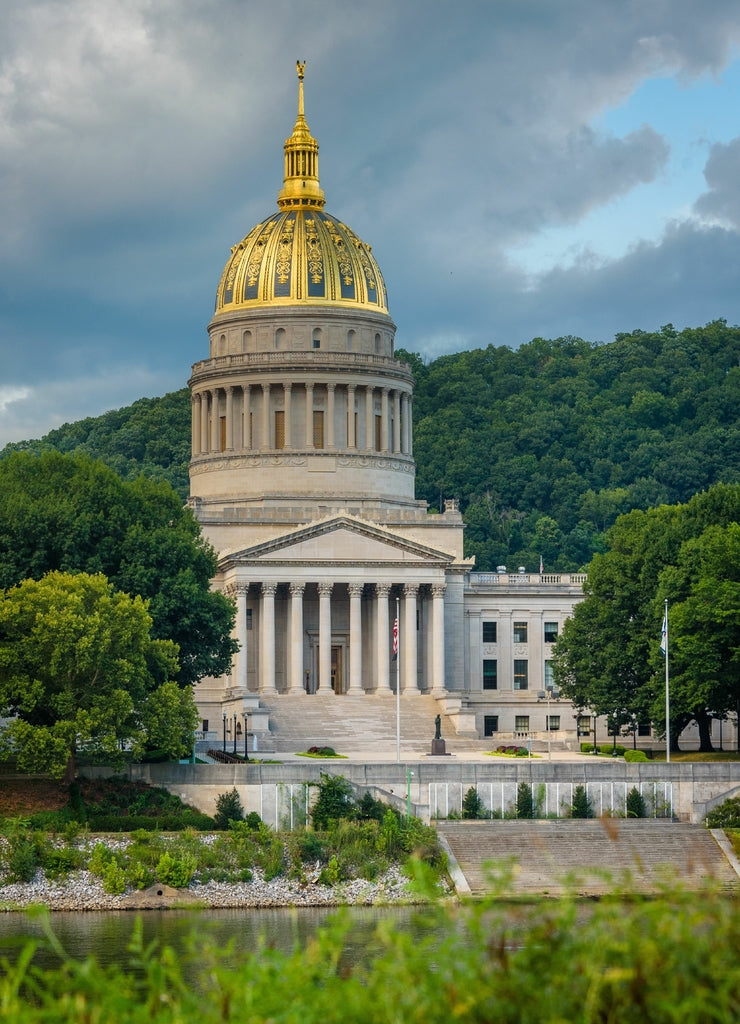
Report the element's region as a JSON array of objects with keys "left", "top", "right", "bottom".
[
  {"left": 664, "top": 598, "right": 670, "bottom": 764},
  {"left": 395, "top": 597, "right": 401, "bottom": 764}
]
